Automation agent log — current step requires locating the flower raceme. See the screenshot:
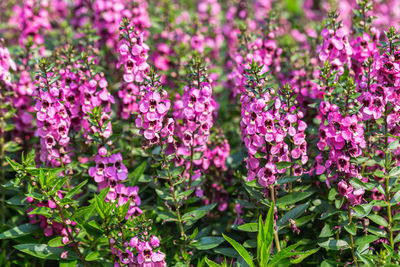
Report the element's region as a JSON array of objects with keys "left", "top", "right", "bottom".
[{"left": 240, "top": 92, "right": 308, "bottom": 187}]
